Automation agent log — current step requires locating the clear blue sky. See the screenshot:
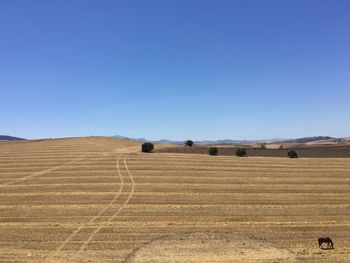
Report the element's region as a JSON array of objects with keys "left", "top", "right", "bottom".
[{"left": 1, "top": 0, "right": 349, "bottom": 140}]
